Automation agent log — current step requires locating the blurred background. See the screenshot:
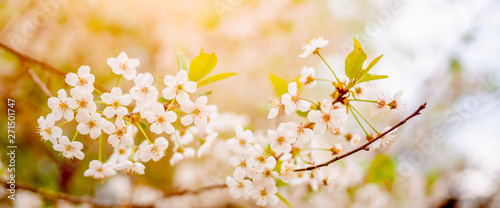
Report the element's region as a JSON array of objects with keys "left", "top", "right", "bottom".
[{"left": 0, "top": 0, "right": 499, "bottom": 207}]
